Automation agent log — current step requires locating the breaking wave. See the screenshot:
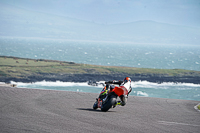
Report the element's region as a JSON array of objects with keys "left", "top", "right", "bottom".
[
  {"left": 10, "top": 80, "right": 200, "bottom": 101},
  {"left": 133, "top": 81, "right": 200, "bottom": 89},
  {"left": 11, "top": 80, "right": 89, "bottom": 87},
  {"left": 11, "top": 80, "right": 200, "bottom": 88}
]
